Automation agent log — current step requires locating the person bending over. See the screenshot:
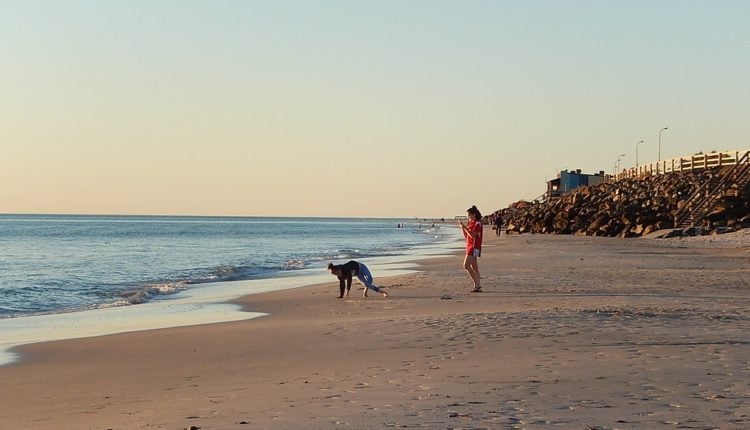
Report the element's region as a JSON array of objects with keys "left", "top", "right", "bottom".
[{"left": 327, "top": 260, "right": 389, "bottom": 298}]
